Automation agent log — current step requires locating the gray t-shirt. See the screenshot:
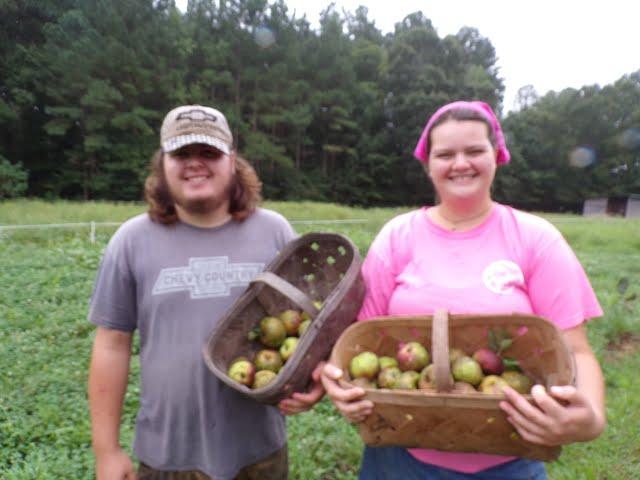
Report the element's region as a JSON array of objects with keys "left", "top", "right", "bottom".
[{"left": 88, "top": 208, "right": 296, "bottom": 479}]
